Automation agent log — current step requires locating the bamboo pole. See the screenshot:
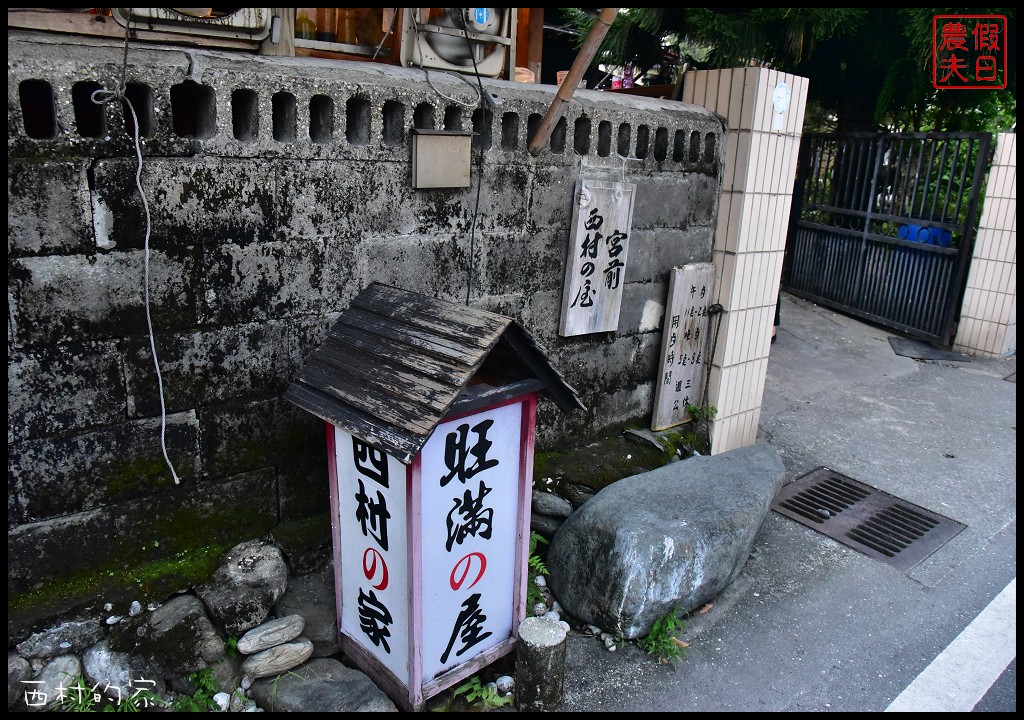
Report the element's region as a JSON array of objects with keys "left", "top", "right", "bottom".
[{"left": 527, "top": 7, "right": 618, "bottom": 156}]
